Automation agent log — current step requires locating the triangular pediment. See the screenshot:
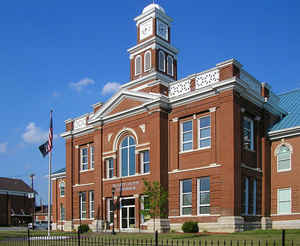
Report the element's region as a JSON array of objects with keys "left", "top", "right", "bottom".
[{"left": 89, "top": 90, "right": 159, "bottom": 122}]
